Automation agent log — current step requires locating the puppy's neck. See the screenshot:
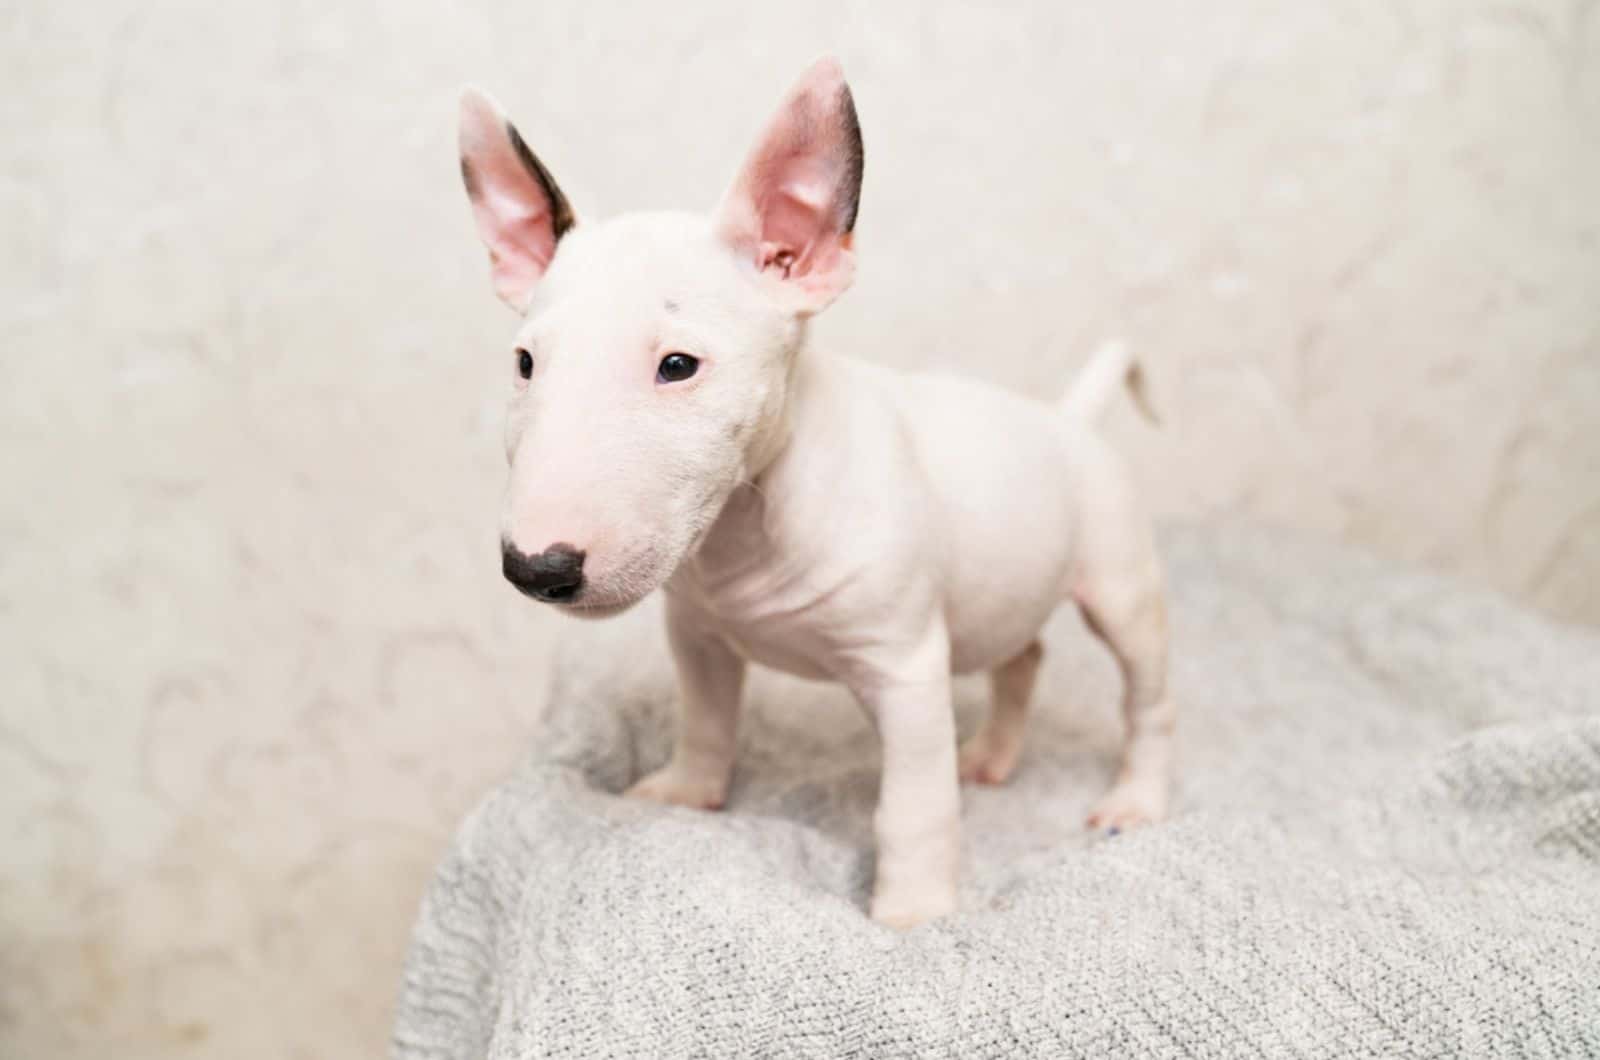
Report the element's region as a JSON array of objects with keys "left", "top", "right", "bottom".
[
  {"left": 735, "top": 321, "right": 812, "bottom": 485},
  {"left": 672, "top": 349, "right": 838, "bottom": 594}
]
